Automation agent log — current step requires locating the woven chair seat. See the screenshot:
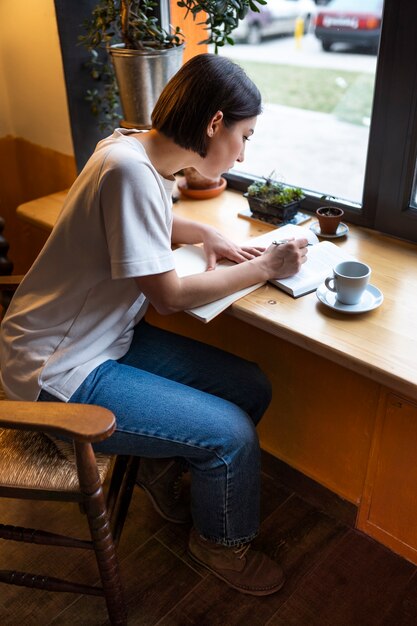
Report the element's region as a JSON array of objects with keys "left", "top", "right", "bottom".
[
  {"left": 0, "top": 428, "right": 112, "bottom": 492},
  {"left": 0, "top": 383, "right": 112, "bottom": 492}
]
